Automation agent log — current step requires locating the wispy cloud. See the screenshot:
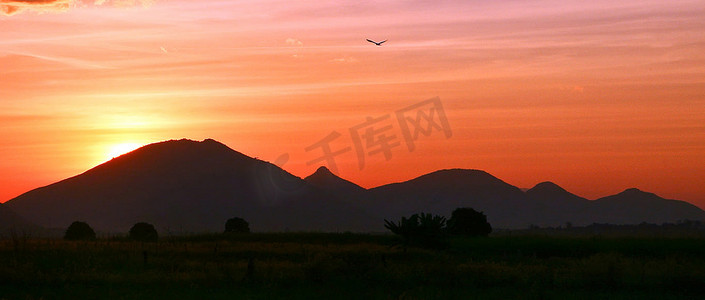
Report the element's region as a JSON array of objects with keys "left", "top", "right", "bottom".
[
  {"left": 94, "top": 0, "right": 153, "bottom": 7},
  {"left": 1, "top": 0, "right": 153, "bottom": 16},
  {"left": 330, "top": 56, "right": 358, "bottom": 64},
  {"left": 285, "top": 38, "right": 303, "bottom": 47}
]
